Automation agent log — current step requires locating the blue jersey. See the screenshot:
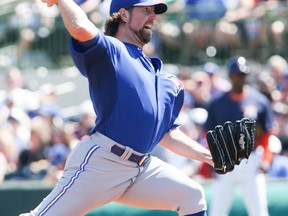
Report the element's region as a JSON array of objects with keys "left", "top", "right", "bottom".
[
  {"left": 204, "top": 87, "right": 274, "bottom": 132},
  {"left": 69, "top": 30, "right": 184, "bottom": 153}
]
